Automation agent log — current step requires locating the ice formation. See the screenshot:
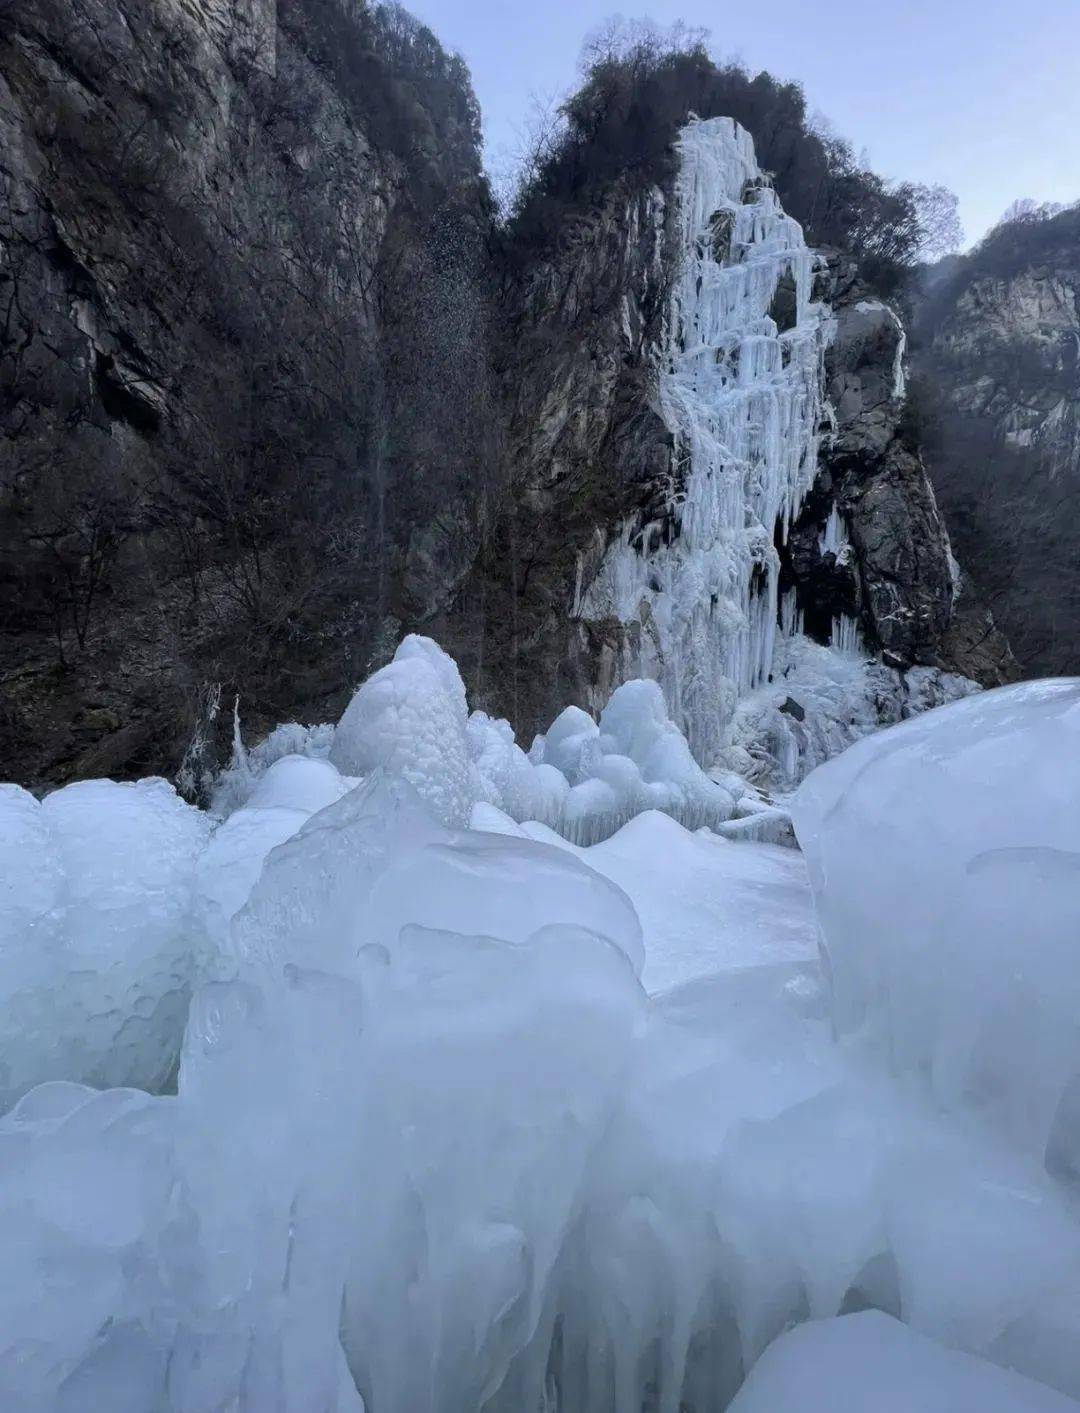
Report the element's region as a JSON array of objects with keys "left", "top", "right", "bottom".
[
  {"left": 2, "top": 674, "right": 1080, "bottom": 1408},
  {"left": 793, "top": 678, "right": 1080, "bottom": 1160},
  {"left": 0, "top": 778, "right": 209, "bottom": 1109},
  {"left": 728, "top": 1311, "right": 1080, "bottom": 1413},
  {"left": 329, "top": 634, "right": 475, "bottom": 827},
  {"left": 211, "top": 717, "right": 336, "bottom": 816},
  {"left": 303, "top": 636, "right": 744, "bottom": 847},
  {"left": 579, "top": 116, "right": 834, "bottom": 768},
  {"left": 573, "top": 116, "right": 971, "bottom": 795}
]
